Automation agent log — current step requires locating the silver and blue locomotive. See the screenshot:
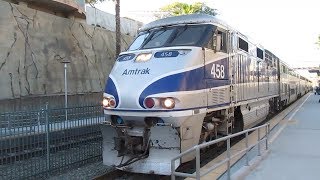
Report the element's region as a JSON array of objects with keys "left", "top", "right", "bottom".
[{"left": 101, "top": 14, "right": 312, "bottom": 175}]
